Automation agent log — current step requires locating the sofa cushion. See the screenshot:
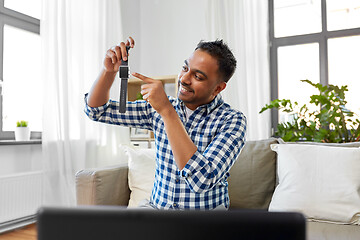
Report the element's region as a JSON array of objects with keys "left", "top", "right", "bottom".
[
  {"left": 124, "top": 146, "right": 156, "bottom": 208},
  {"left": 228, "top": 138, "right": 278, "bottom": 209},
  {"left": 269, "top": 143, "right": 360, "bottom": 224},
  {"left": 307, "top": 221, "right": 360, "bottom": 240}
]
